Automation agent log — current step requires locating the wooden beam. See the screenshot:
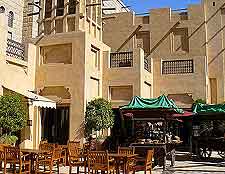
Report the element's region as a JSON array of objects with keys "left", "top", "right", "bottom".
[
  {"left": 116, "top": 25, "right": 142, "bottom": 52},
  {"left": 102, "top": 7, "right": 116, "bottom": 11},
  {"left": 86, "top": 3, "right": 101, "bottom": 7}
]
